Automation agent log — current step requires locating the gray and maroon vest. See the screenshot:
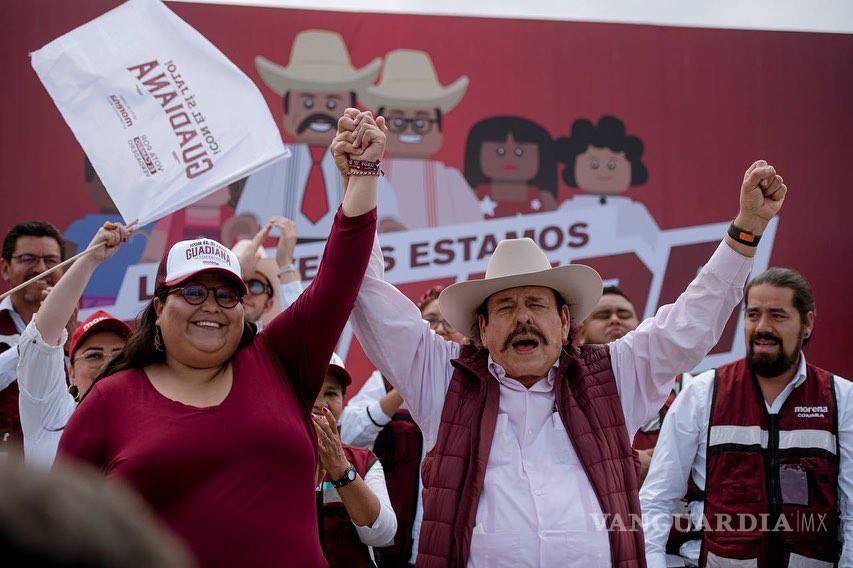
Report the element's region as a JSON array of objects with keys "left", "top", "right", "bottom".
[
  {"left": 0, "top": 310, "right": 22, "bottom": 455},
  {"left": 317, "top": 444, "right": 380, "bottom": 568},
  {"left": 373, "top": 376, "right": 423, "bottom": 566},
  {"left": 701, "top": 359, "right": 840, "bottom": 567},
  {"left": 417, "top": 344, "right": 645, "bottom": 567}
]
